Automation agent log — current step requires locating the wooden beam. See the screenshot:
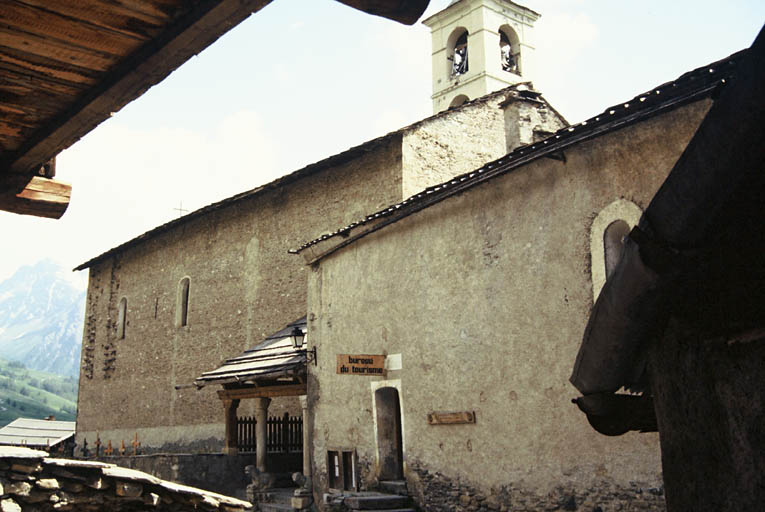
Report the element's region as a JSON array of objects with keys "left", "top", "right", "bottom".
[
  {"left": 4, "top": 0, "right": 273, "bottom": 177},
  {"left": 333, "top": 0, "right": 430, "bottom": 25},
  {"left": 217, "top": 383, "right": 306, "bottom": 401},
  {"left": 0, "top": 176, "right": 70, "bottom": 219}
]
